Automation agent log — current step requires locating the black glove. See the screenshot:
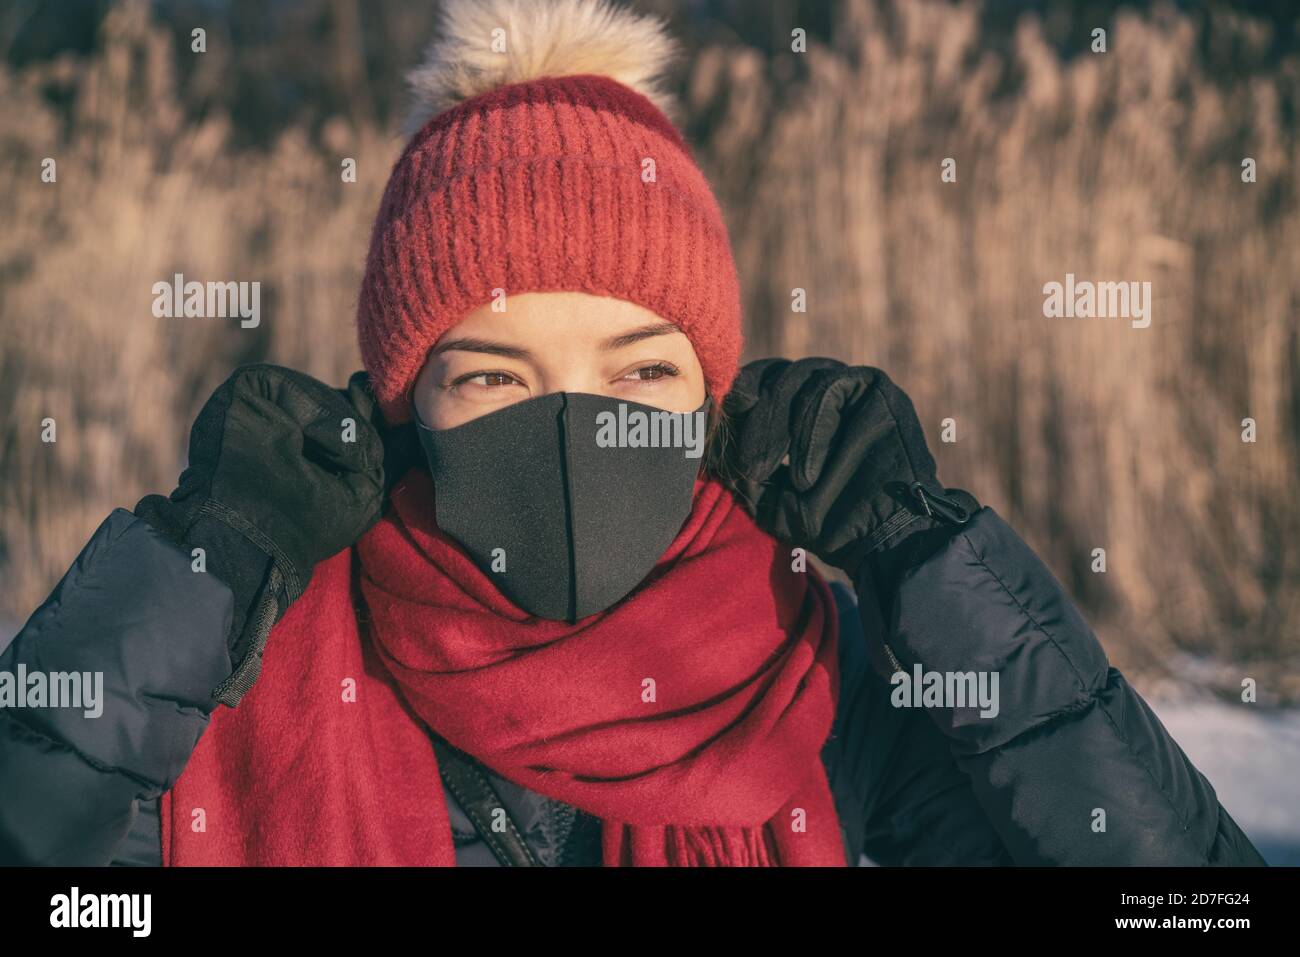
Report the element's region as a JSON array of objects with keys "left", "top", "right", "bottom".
[
  {"left": 342, "top": 369, "right": 424, "bottom": 500},
  {"left": 134, "top": 363, "right": 385, "bottom": 707},
  {"left": 720, "top": 358, "right": 979, "bottom": 591}
]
